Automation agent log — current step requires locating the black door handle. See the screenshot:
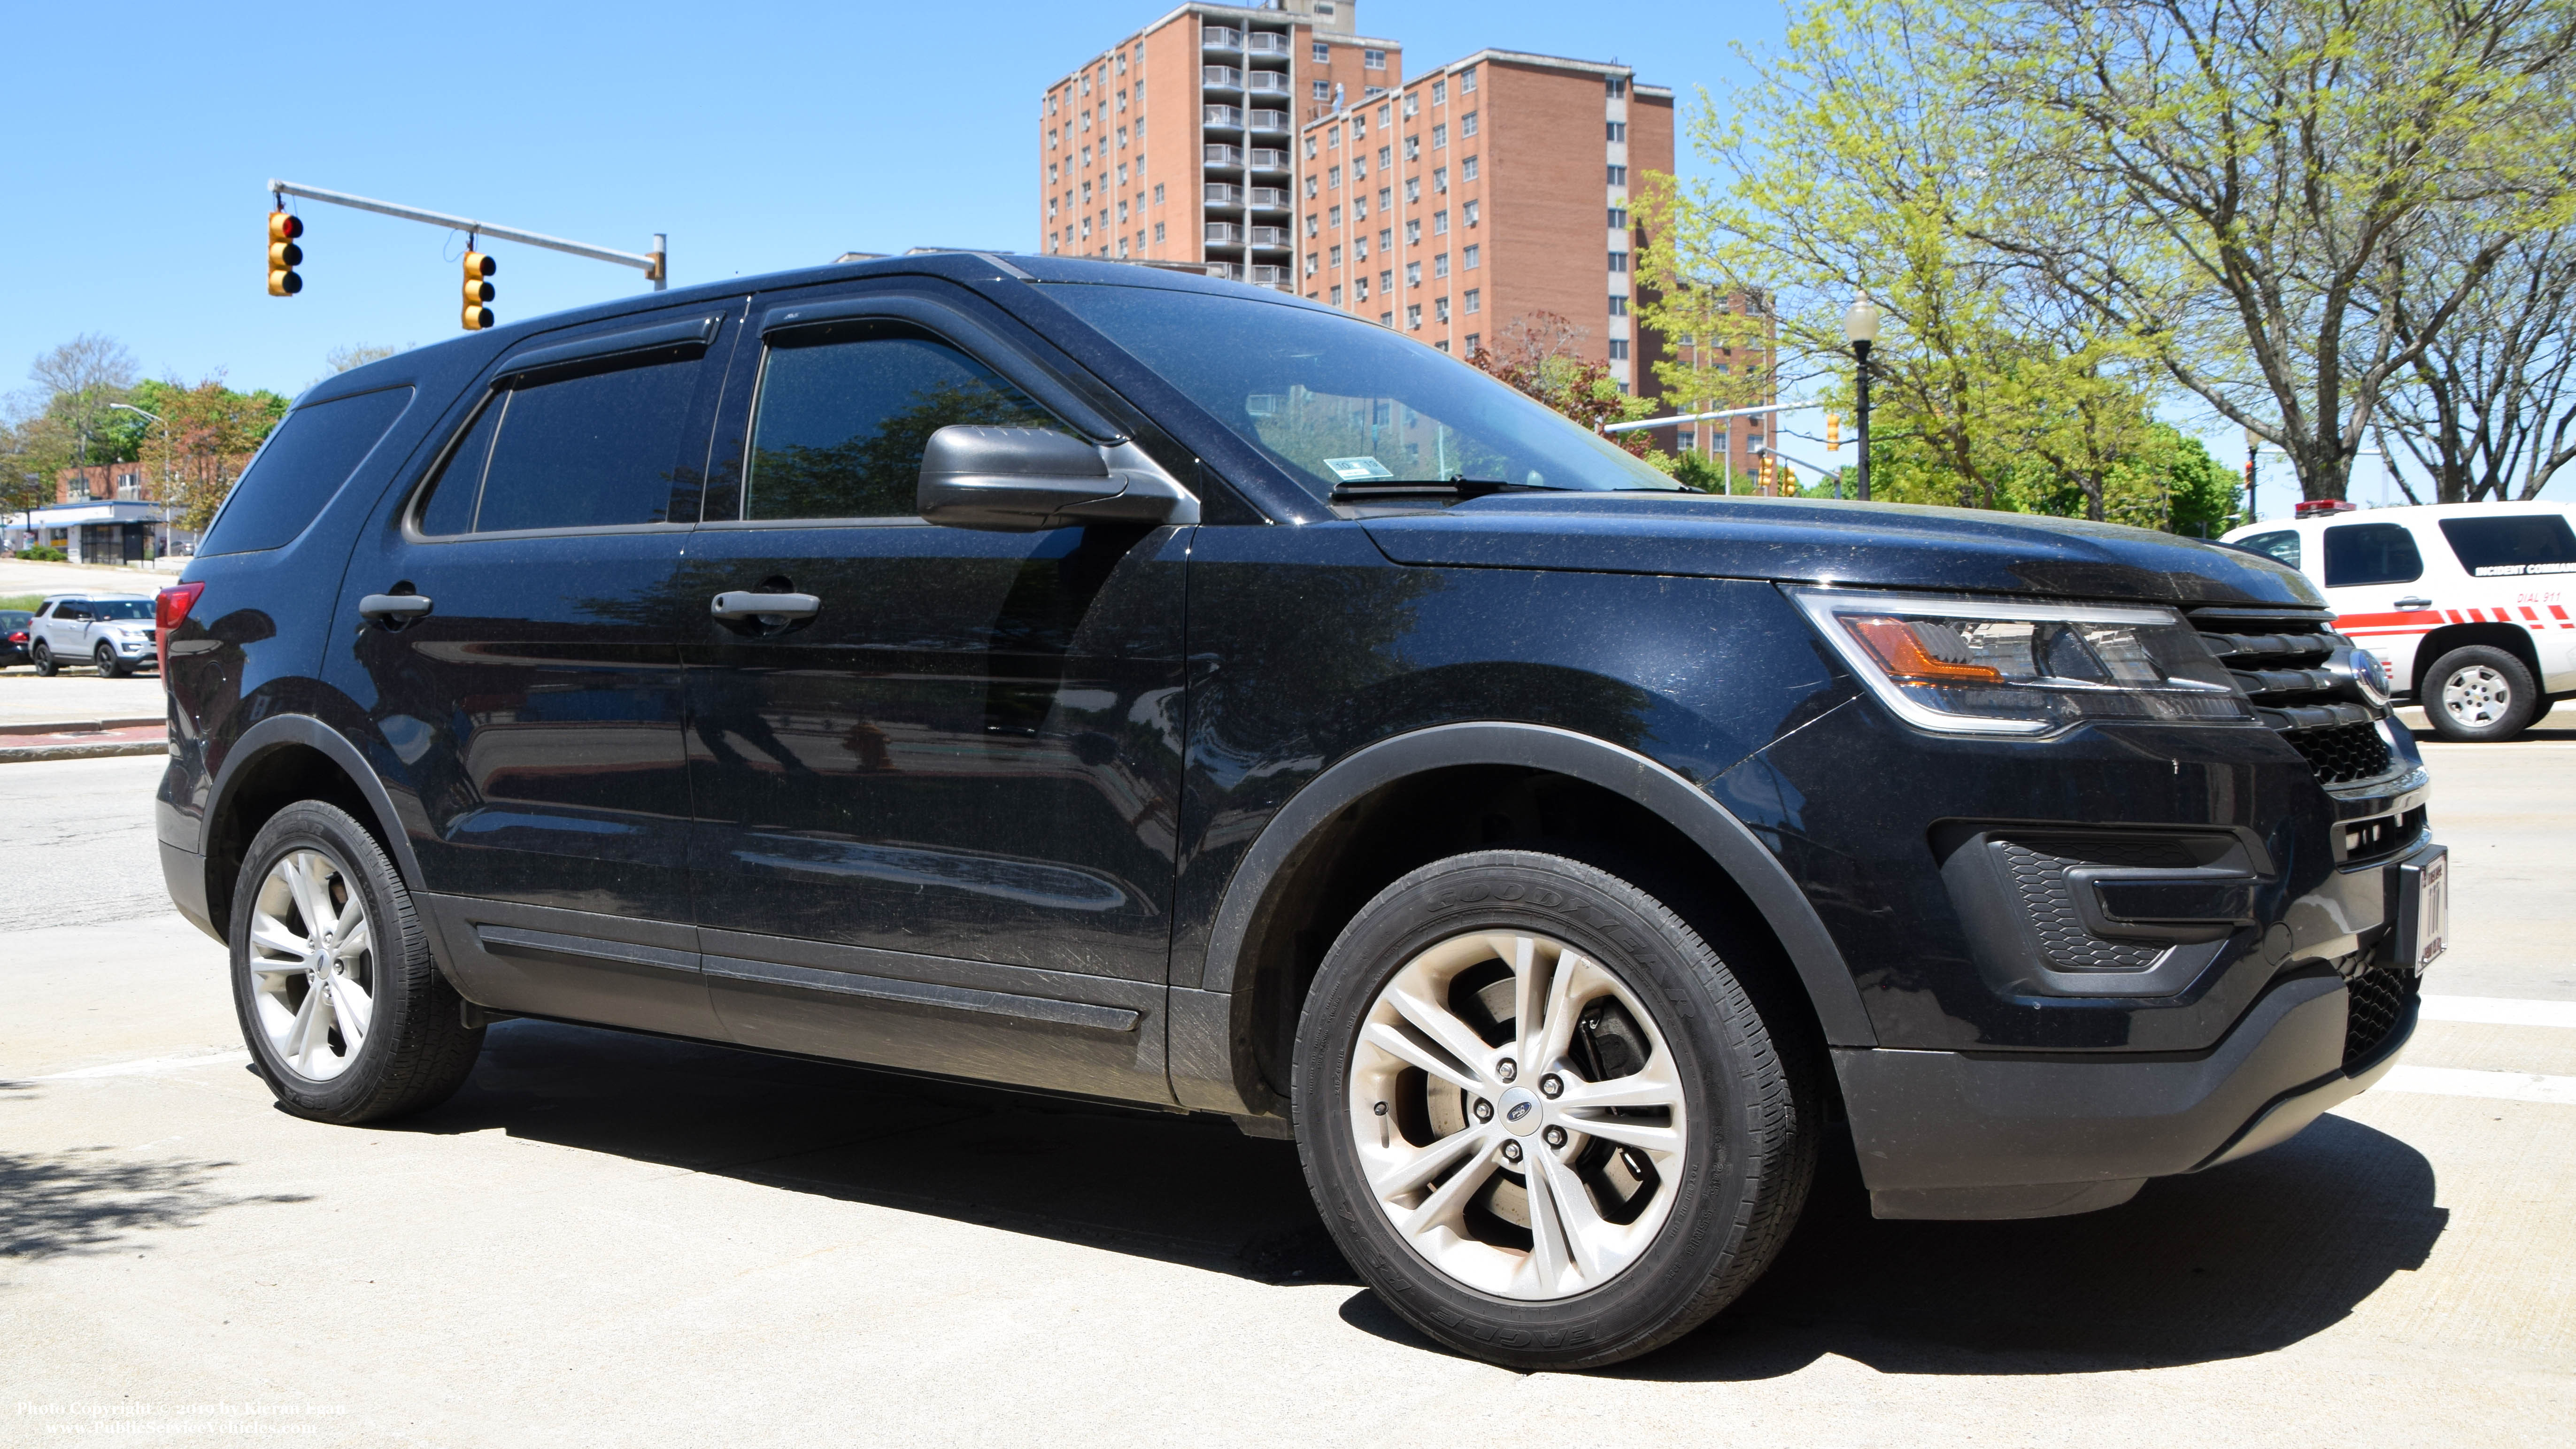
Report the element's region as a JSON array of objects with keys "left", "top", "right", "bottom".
[
  {"left": 710, "top": 591, "right": 821, "bottom": 622},
  {"left": 2393, "top": 596, "right": 2433, "bottom": 610},
  {"left": 358, "top": 593, "right": 433, "bottom": 622}
]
